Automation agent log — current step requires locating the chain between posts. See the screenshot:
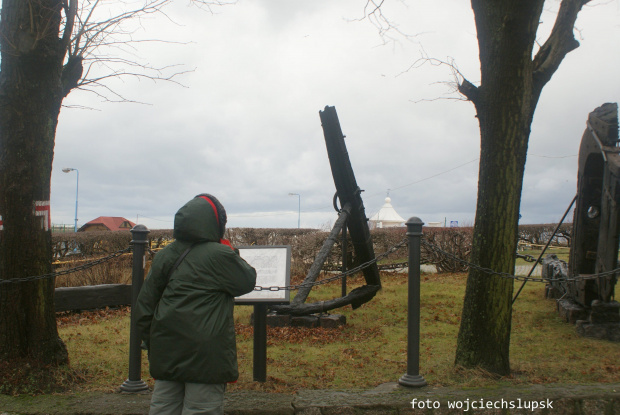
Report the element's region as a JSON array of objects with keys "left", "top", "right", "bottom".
[
  {"left": 515, "top": 253, "right": 538, "bottom": 263},
  {"left": 253, "top": 237, "right": 410, "bottom": 292},
  {"left": 421, "top": 239, "right": 620, "bottom": 283},
  {"left": 0, "top": 248, "right": 132, "bottom": 285},
  {"left": 2, "top": 236, "right": 613, "bottom": 288}
]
